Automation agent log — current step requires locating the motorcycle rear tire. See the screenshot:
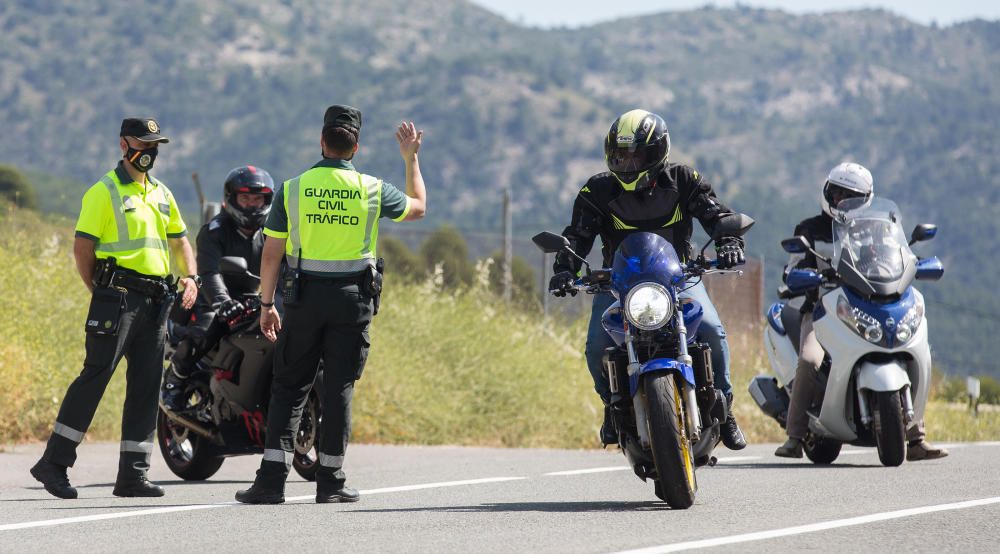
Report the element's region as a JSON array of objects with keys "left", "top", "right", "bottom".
[
  {"left": 803, "top": 434, "right": 842, "bottom": 465},
  {"left": 292, "top": 391, "right": 322, "bottom": 482},
  {"left": 873, "top": 391, "right": 906, "bottom": 467},
  {"left": 156, "top": 409, "right": 225, "bottom": 481},
  {"left": 643, "top": 373, "right": 697, "bottom": 509}
]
